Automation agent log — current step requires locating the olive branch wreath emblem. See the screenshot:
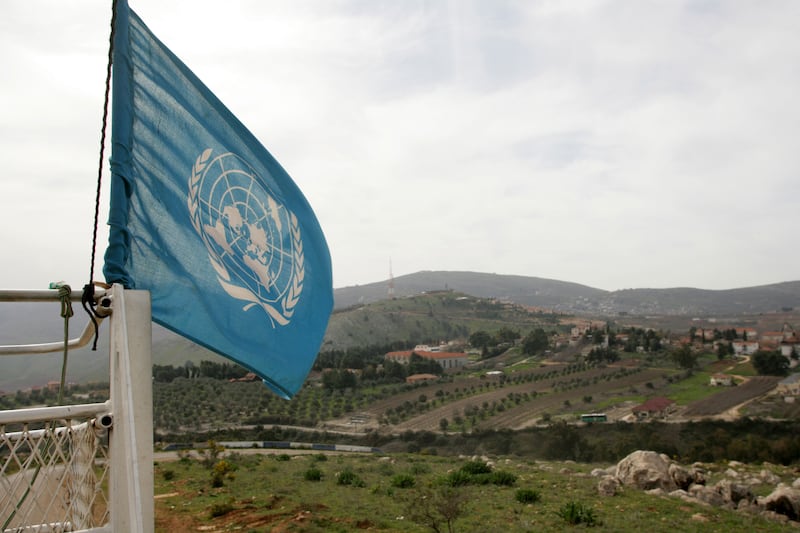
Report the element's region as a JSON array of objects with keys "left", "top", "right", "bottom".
[{"left": 188, "top": 148, "right": 304, "bottom": 327}]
